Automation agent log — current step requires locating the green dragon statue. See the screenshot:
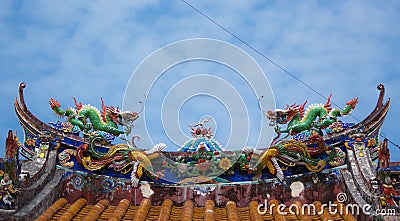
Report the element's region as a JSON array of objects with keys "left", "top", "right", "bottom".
[
  {"left": 266, "top": 95, "right": 358, "bottom": 135},
  {"left": 50, "top": 97, "right": 138, "bottom": 136}
]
